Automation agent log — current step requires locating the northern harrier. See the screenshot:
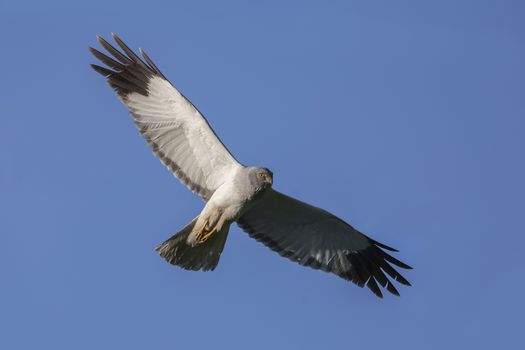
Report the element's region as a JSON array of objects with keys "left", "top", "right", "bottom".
[{"left": 90, "top": 34, "right": 412, "bottom": 298}]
